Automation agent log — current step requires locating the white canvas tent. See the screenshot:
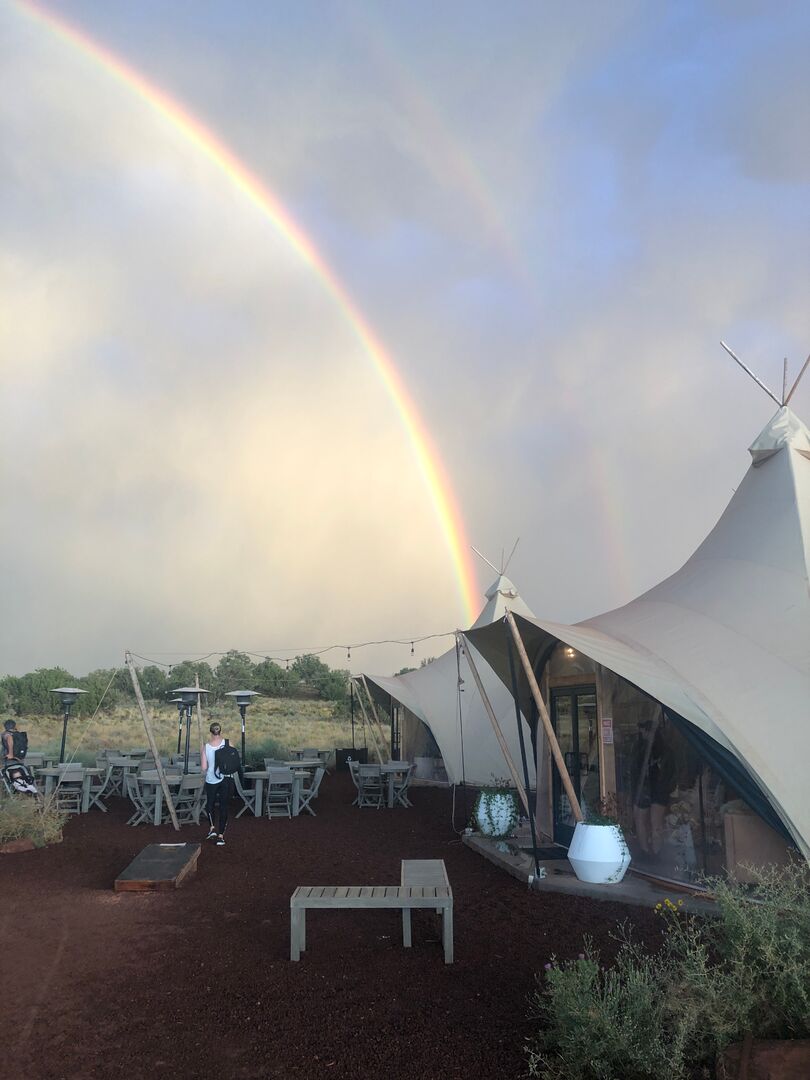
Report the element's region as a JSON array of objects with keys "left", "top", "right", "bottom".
[
  {"left": 467, "top": 407, "right": 810, "bottom": 859},
  {"left": 362, "top": 574, "right": 537, "bottom": 788}
]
